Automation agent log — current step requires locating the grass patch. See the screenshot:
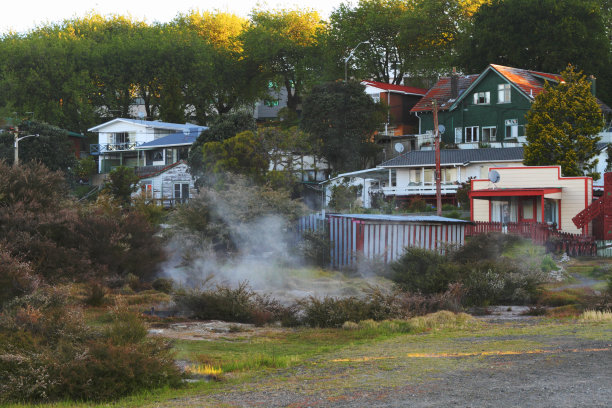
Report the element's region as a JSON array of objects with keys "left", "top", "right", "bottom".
[{"left": 580, "top": 309, "right": 612, "bottom": 322}]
